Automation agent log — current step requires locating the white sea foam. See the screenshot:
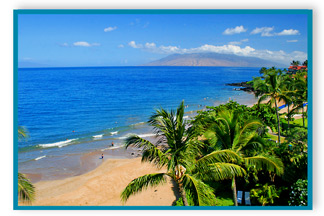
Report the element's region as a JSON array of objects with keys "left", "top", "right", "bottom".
[
  {"left": 35, "top": 155, "right": 46, "bottom": 161},
  {"left": 100, "top": 145, "right": 123, "bottom": 151},
  {"left": 93, "top": 134, "right": 103, "bottom": 139},
  {"left": 132, "top": 122, "right": 145, "bottom": 126},
  {"left": 118, "top": 133, "right": 155, "bottom": 140},
  {"left": 38, "top": 138, "right": 77, "bottom": 148},
  {"left": 110, "top": 131, "right": 118, "bottom": 135},
  {"left": 138, "top": 133, "right": 156, "bottom": 138},
  {"left": 117, "top": 133, "right": 135, "bottom": 140}
]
